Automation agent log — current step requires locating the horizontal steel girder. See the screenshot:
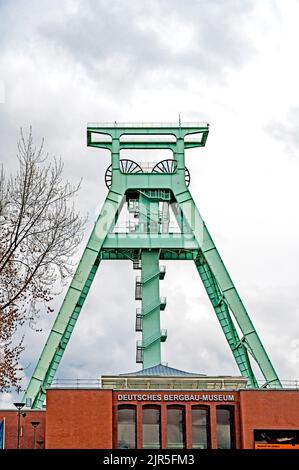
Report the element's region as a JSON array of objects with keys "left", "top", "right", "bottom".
[
  {"left": 88, "top": 141, "right": 206, "bottom": 150},
  {"left": 87, "top": 122, "right": 209, "bottom": 152},
  {"left": 100, "top": 250, "right": 198, "bottom": 261},
  {"left": 102, "top": 233, "right": 199, "bottom": 250}
]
